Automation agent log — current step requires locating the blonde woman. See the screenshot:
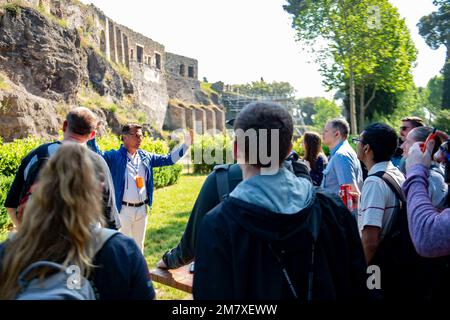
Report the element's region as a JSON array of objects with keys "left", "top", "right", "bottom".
[{"left": 0, "top": 143, "right": 155, "bottom": 300}]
